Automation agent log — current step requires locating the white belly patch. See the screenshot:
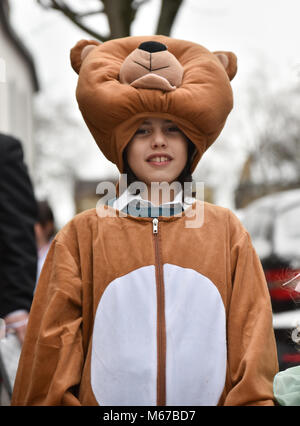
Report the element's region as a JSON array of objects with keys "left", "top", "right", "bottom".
[{"left": 91, "top": 264, "right": 226, "bottom": 406}]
